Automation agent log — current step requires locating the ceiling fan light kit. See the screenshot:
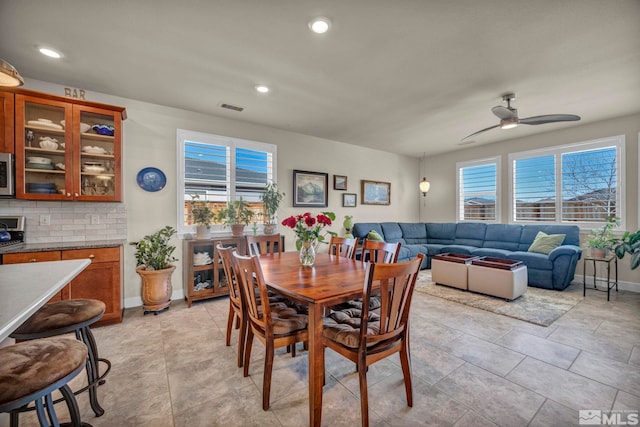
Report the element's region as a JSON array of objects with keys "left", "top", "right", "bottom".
[{"left": 462, "top": 92, "right": 580, "bottom": 141}]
